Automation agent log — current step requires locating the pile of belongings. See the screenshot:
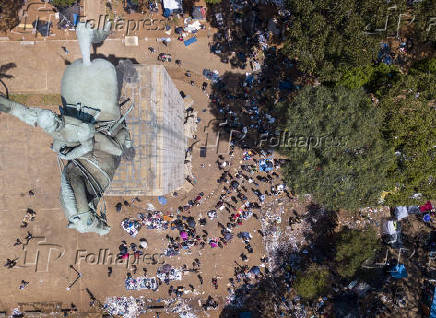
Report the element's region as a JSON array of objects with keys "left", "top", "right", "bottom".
[
  {"left": 382, "top": 219, "right": 400, "bottom": 245},
  {"left": 203, "top": 69, "right": 220, "bottom": 83},
  {"left": 121, "top": 218, "right": 142, "bottom": 237},
  {"left": 184, "top": 20, "right": 202, "bottom": 33},
  {"left": 139, "top": 211, "right": 171, "bottom": 230},
  {"left": 57, "top": 4, "right": 80, "bottom": 29},
  {"left": 157, "top": 264, "right": 183, "bottom": 283},
  {"left": 243, "top": 150, "right": 254, "bottom": 160},
  {"left": 125, "top": 276, "right": 158, "bottom": 291},
  {"left": 394, "top": 202, "right": 433, "bottom": 221},
  {"left": 104, "top": 297, "right": 147, "bottom": 318},
  {"left": 192, "top": 6, "right": 206, "bottom": 20}
]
